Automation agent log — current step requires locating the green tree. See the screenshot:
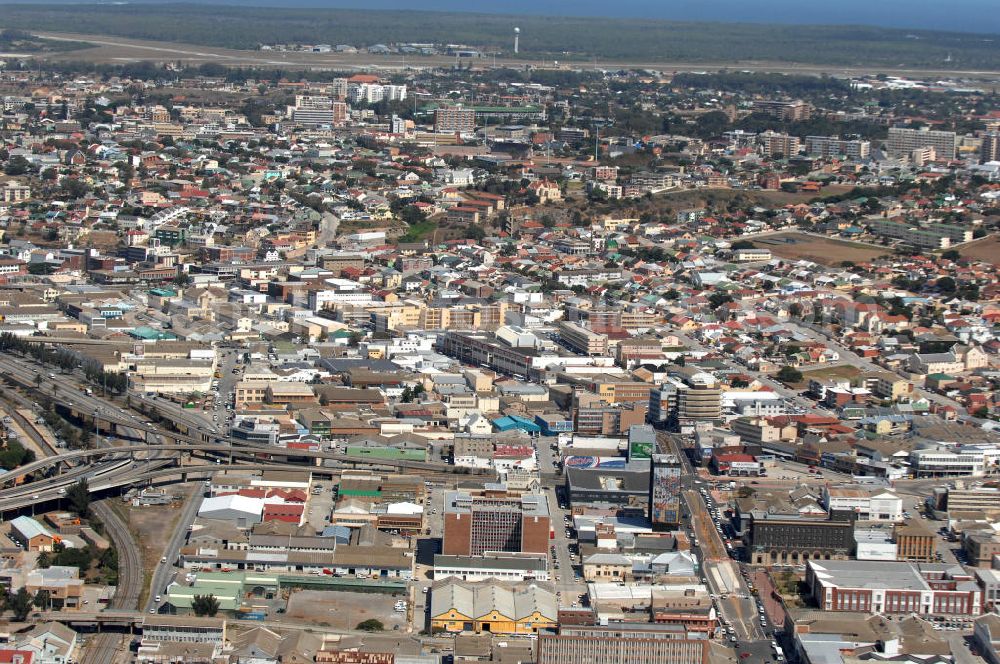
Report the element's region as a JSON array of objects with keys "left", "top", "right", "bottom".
[
  {"left": 708, "top": 293, "right": 734, "bottom": 309},
  {"left": 941, "top": 249, "right": 961, "bottom": 261},
  {"left": 356, "top": 618, "right": 384, "bottom": 632},
  {"left": 9, "top": 588, "right": 32, "bottom": 621},
  {"left": 32, "top": 590, "right": 51, "bottom": 611},
  {"left": 399, "top": 386, "right": 413, "bottom": 403},
  {"left": 463, "top": 224, "right": 486, "bottom": 242},
  {"left": 66, "top": 479, "right": 91, "bottom": 518},
  {"left": 4, "top": 155, "right": 30, "bottom": 176},
  {"left": 776, "top": 366, "right": 803, "bottom": 384},
  {"left": 192, "top": 594, "right": 220, "bottom": 617},
  {"left": 936, "top": 276, "right": 957, "bottom": 293}
]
